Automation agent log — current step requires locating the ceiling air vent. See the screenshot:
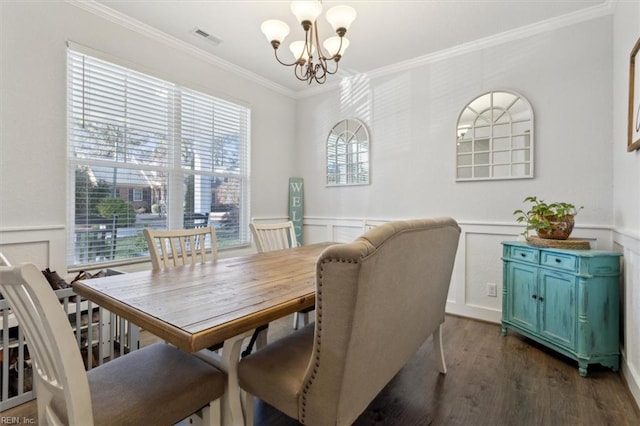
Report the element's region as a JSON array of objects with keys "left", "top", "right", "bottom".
[{"left": 192, "top": 28, "right": 223, "bottom": 46}]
